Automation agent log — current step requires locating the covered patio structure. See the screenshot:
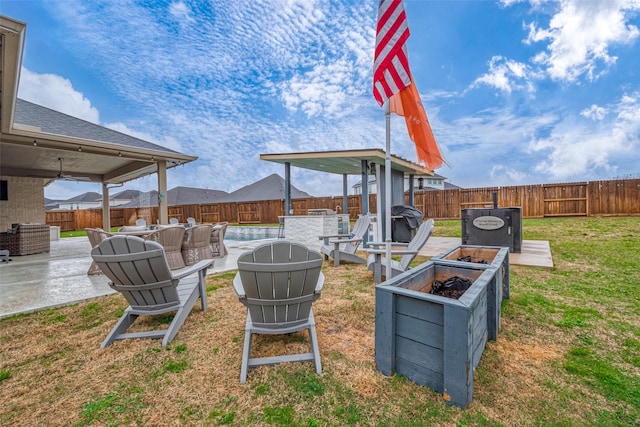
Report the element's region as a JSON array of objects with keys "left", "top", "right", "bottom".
[
  {"left": 0, "top": 15, "right": 197, "bottom": 230},
  {"left": 260, "top": 149, "right": 434, "bottom": 239}
]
